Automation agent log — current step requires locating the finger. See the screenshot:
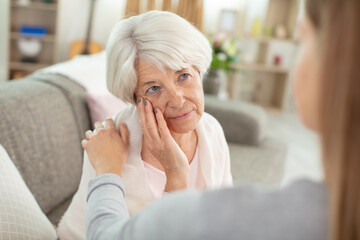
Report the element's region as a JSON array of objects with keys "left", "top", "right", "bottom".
[
  {"left": 137, "top": 97, "right": 147, "bottom": 131},
  {"left": 144, "top": 100, "right": 160, "bottom": 141},
  {"left": 81, "top": 139, "right": 87, "bottom": 149},
  {"left": 94, "top": 121, "right": 104, "bottom": 131},
  {"left": 119, "top": 123, "right": 130, "bottom": 146},
  {"left": 105, "top": 118, "right": 116, "bottom": 129},
  {"left": 85, "top": 130, "right": 94, "bottom": 140},
  {"left": 154, "top": 107, "right": 172, "bottom": 140}
]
